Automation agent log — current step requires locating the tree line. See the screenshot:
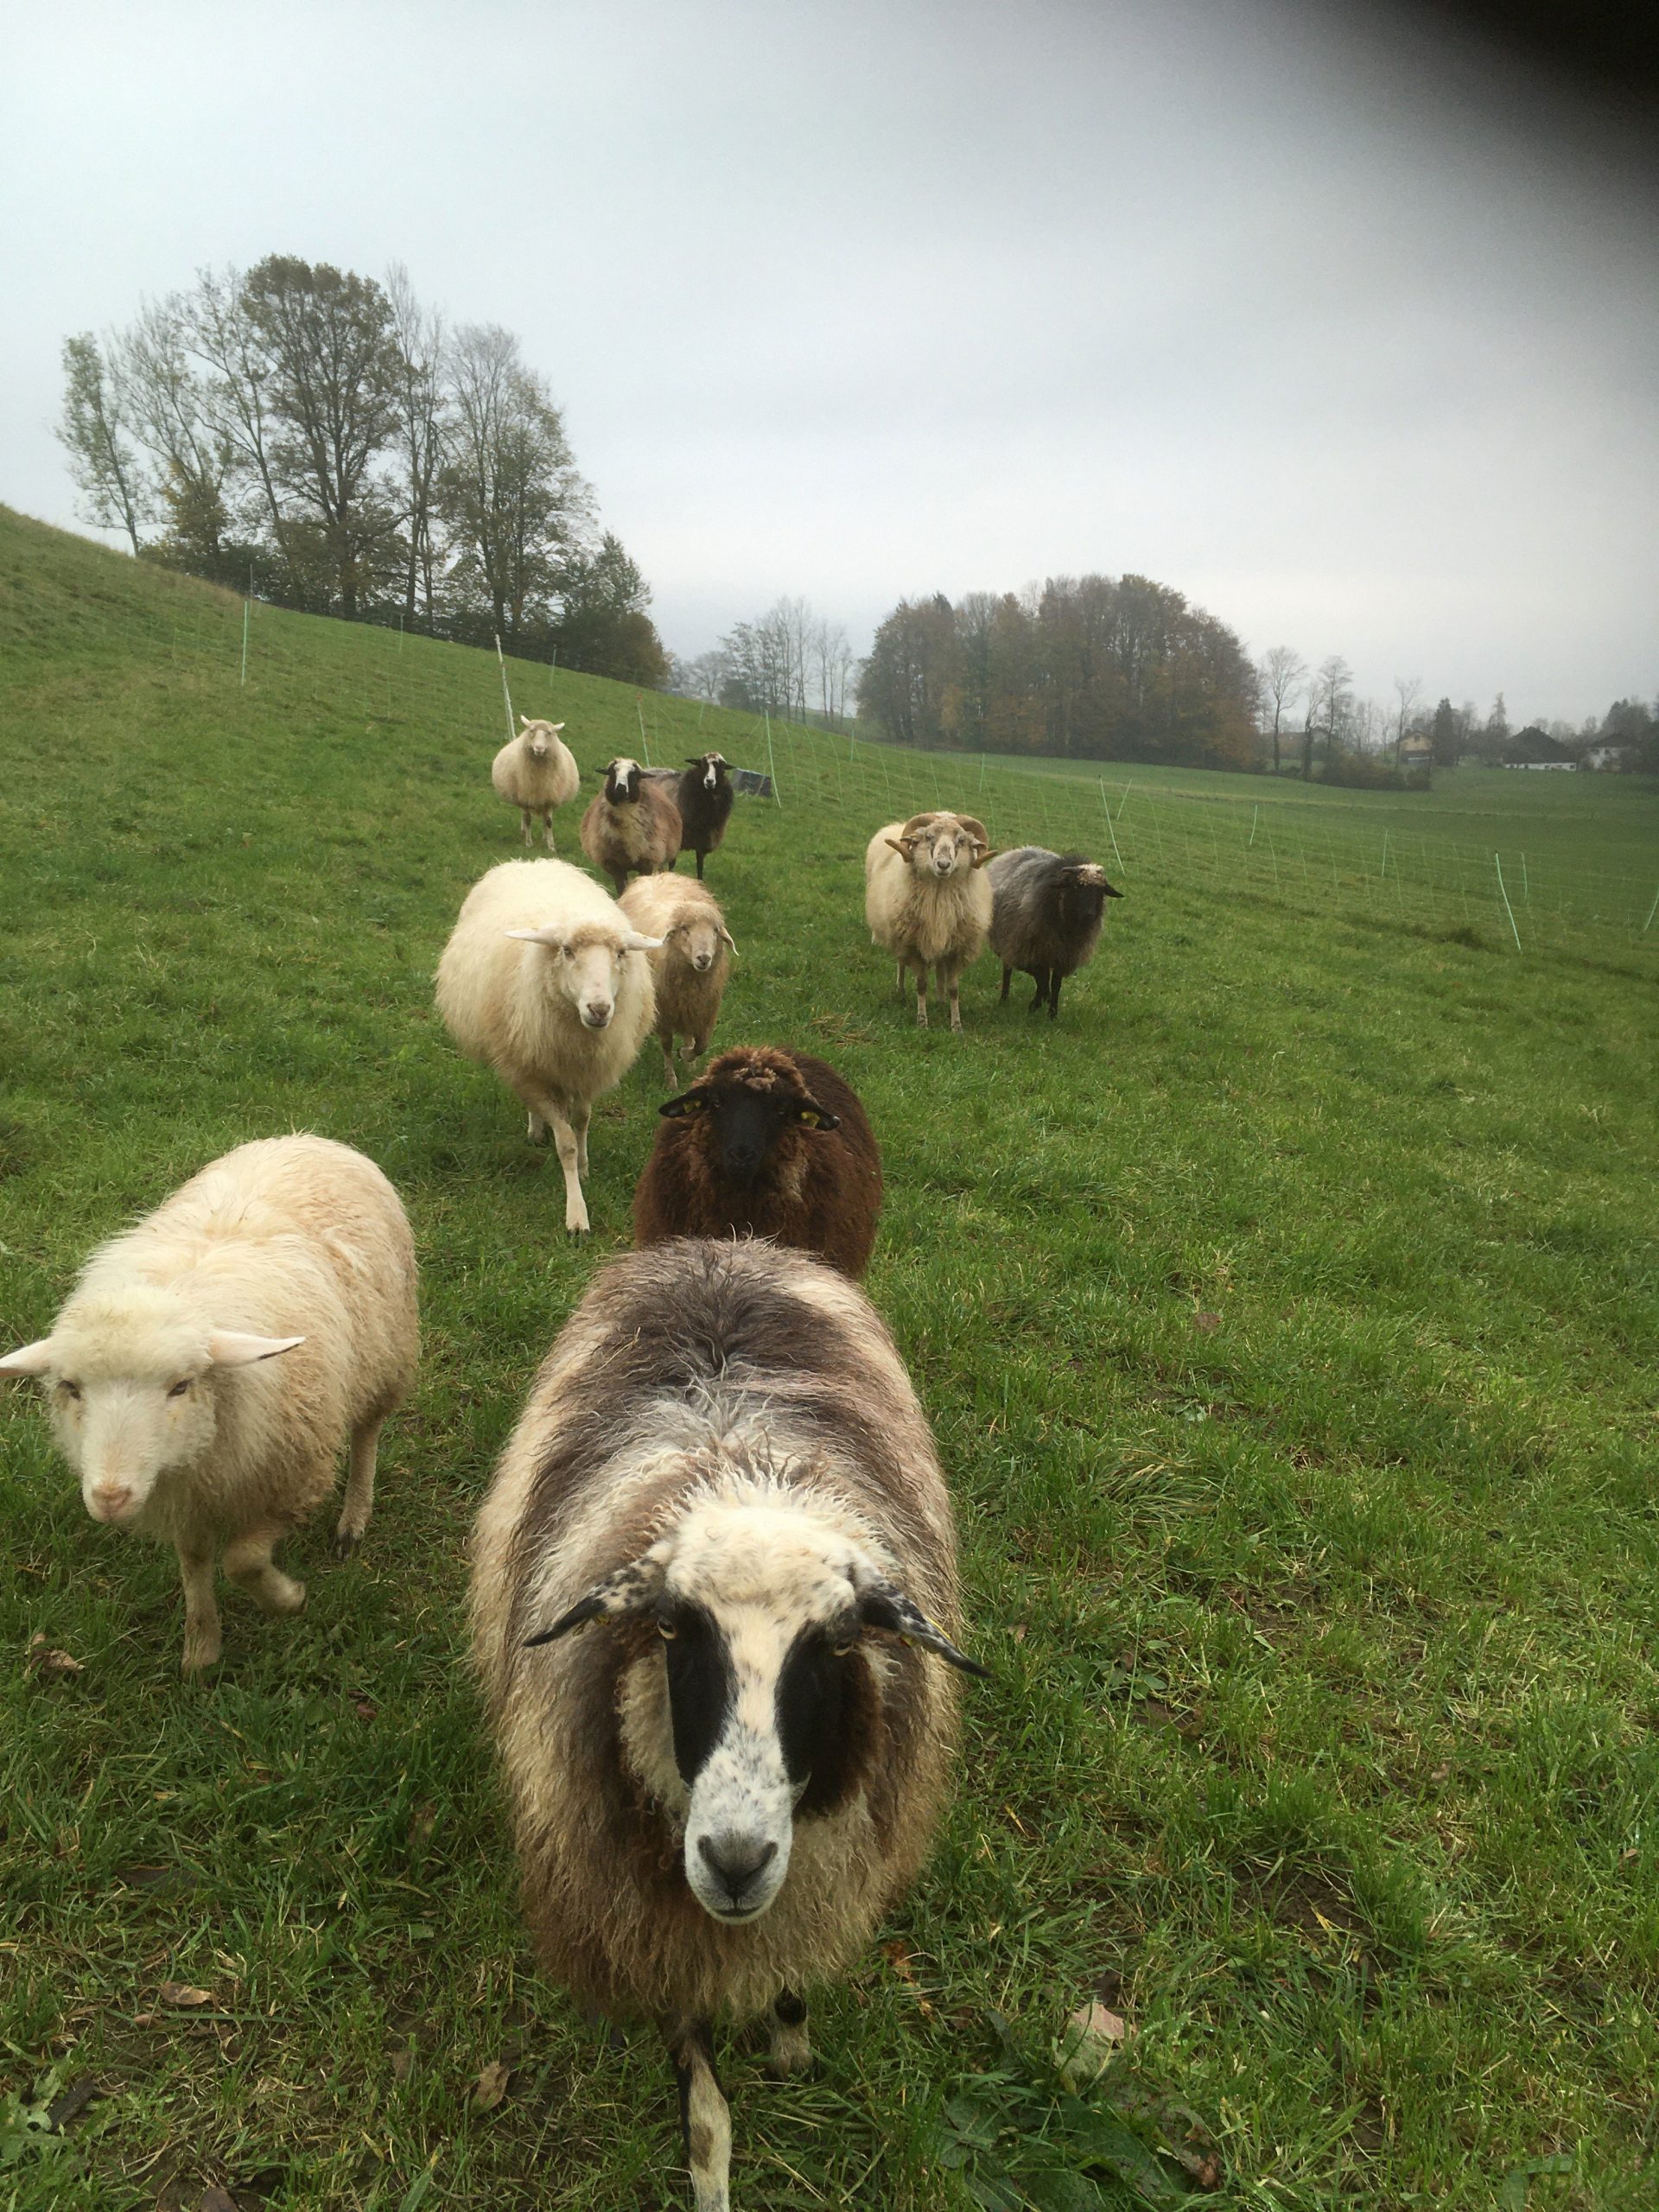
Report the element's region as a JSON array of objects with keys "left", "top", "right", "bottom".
[
  {"left": 670, "top": 600, "right": 859, "bottom": 728},
  {"left": 853, "top": 576, "right": 1260, "bottom": 769},
  {"left": 57, "top": 257, "right": 668, "bottom": 685}
]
